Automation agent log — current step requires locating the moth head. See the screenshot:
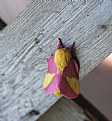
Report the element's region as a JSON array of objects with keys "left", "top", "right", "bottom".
[{"left": 54, "top": 38, "right": 75, "bottom": 72}]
